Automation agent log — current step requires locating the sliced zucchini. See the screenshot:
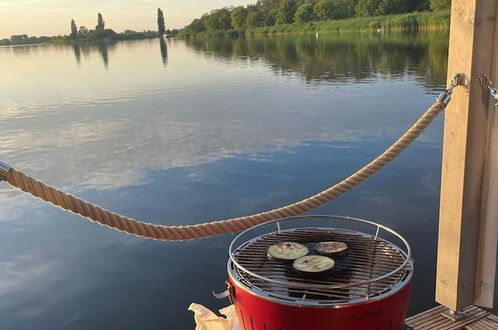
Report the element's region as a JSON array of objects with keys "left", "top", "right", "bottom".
[
  {"left": 293, "top": 255, "right": 335, "bottom": 276},
  {"left": 315, "top": 241, "right": 348, "bottom": 258},
  {"left": 267, "top": 242, "right": 309, "bottom": 261}
]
